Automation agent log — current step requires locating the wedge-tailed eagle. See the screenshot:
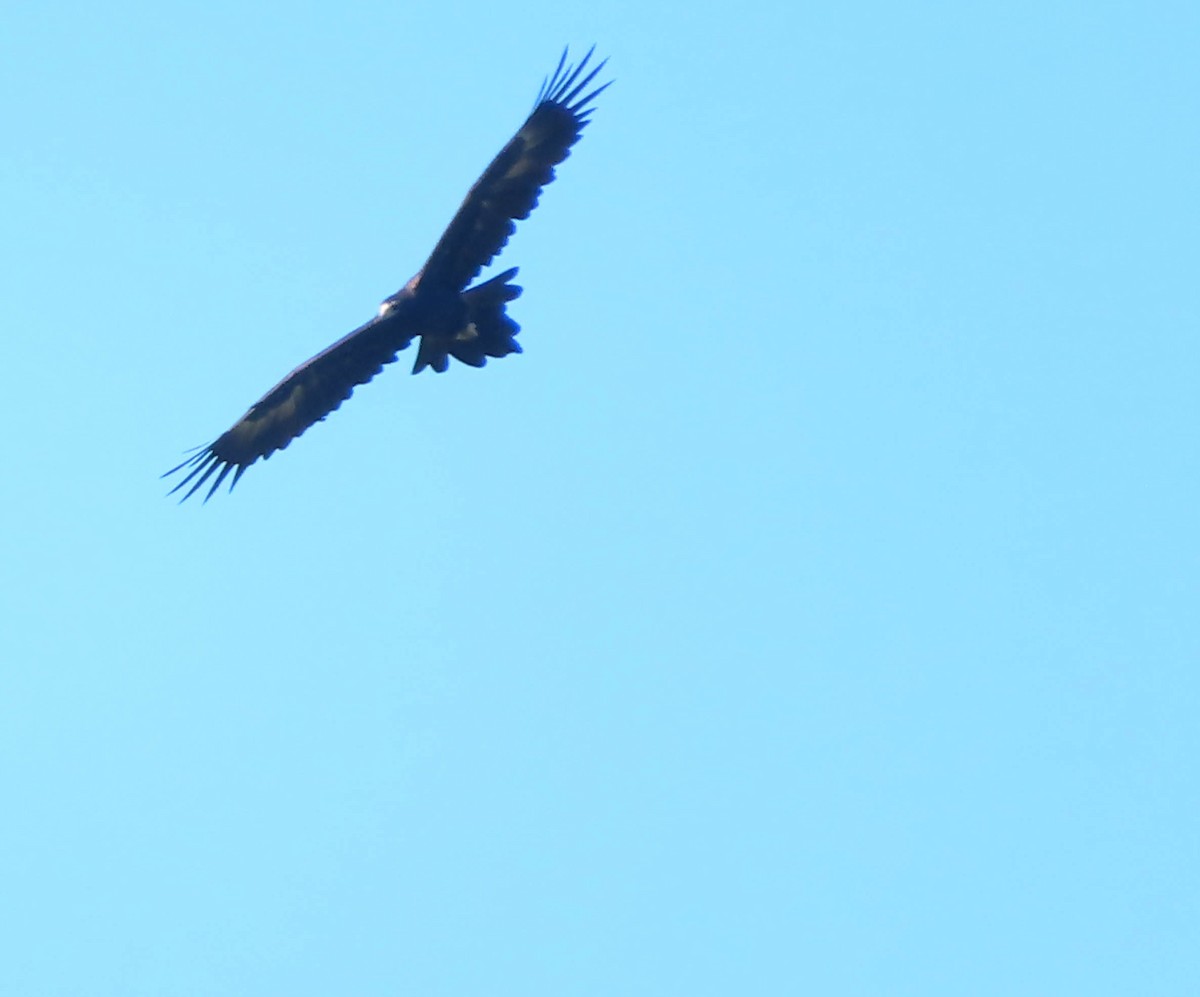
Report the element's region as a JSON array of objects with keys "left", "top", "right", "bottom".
[{"left": 165, "top": 48, "right": 608, "bottom": 502}]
